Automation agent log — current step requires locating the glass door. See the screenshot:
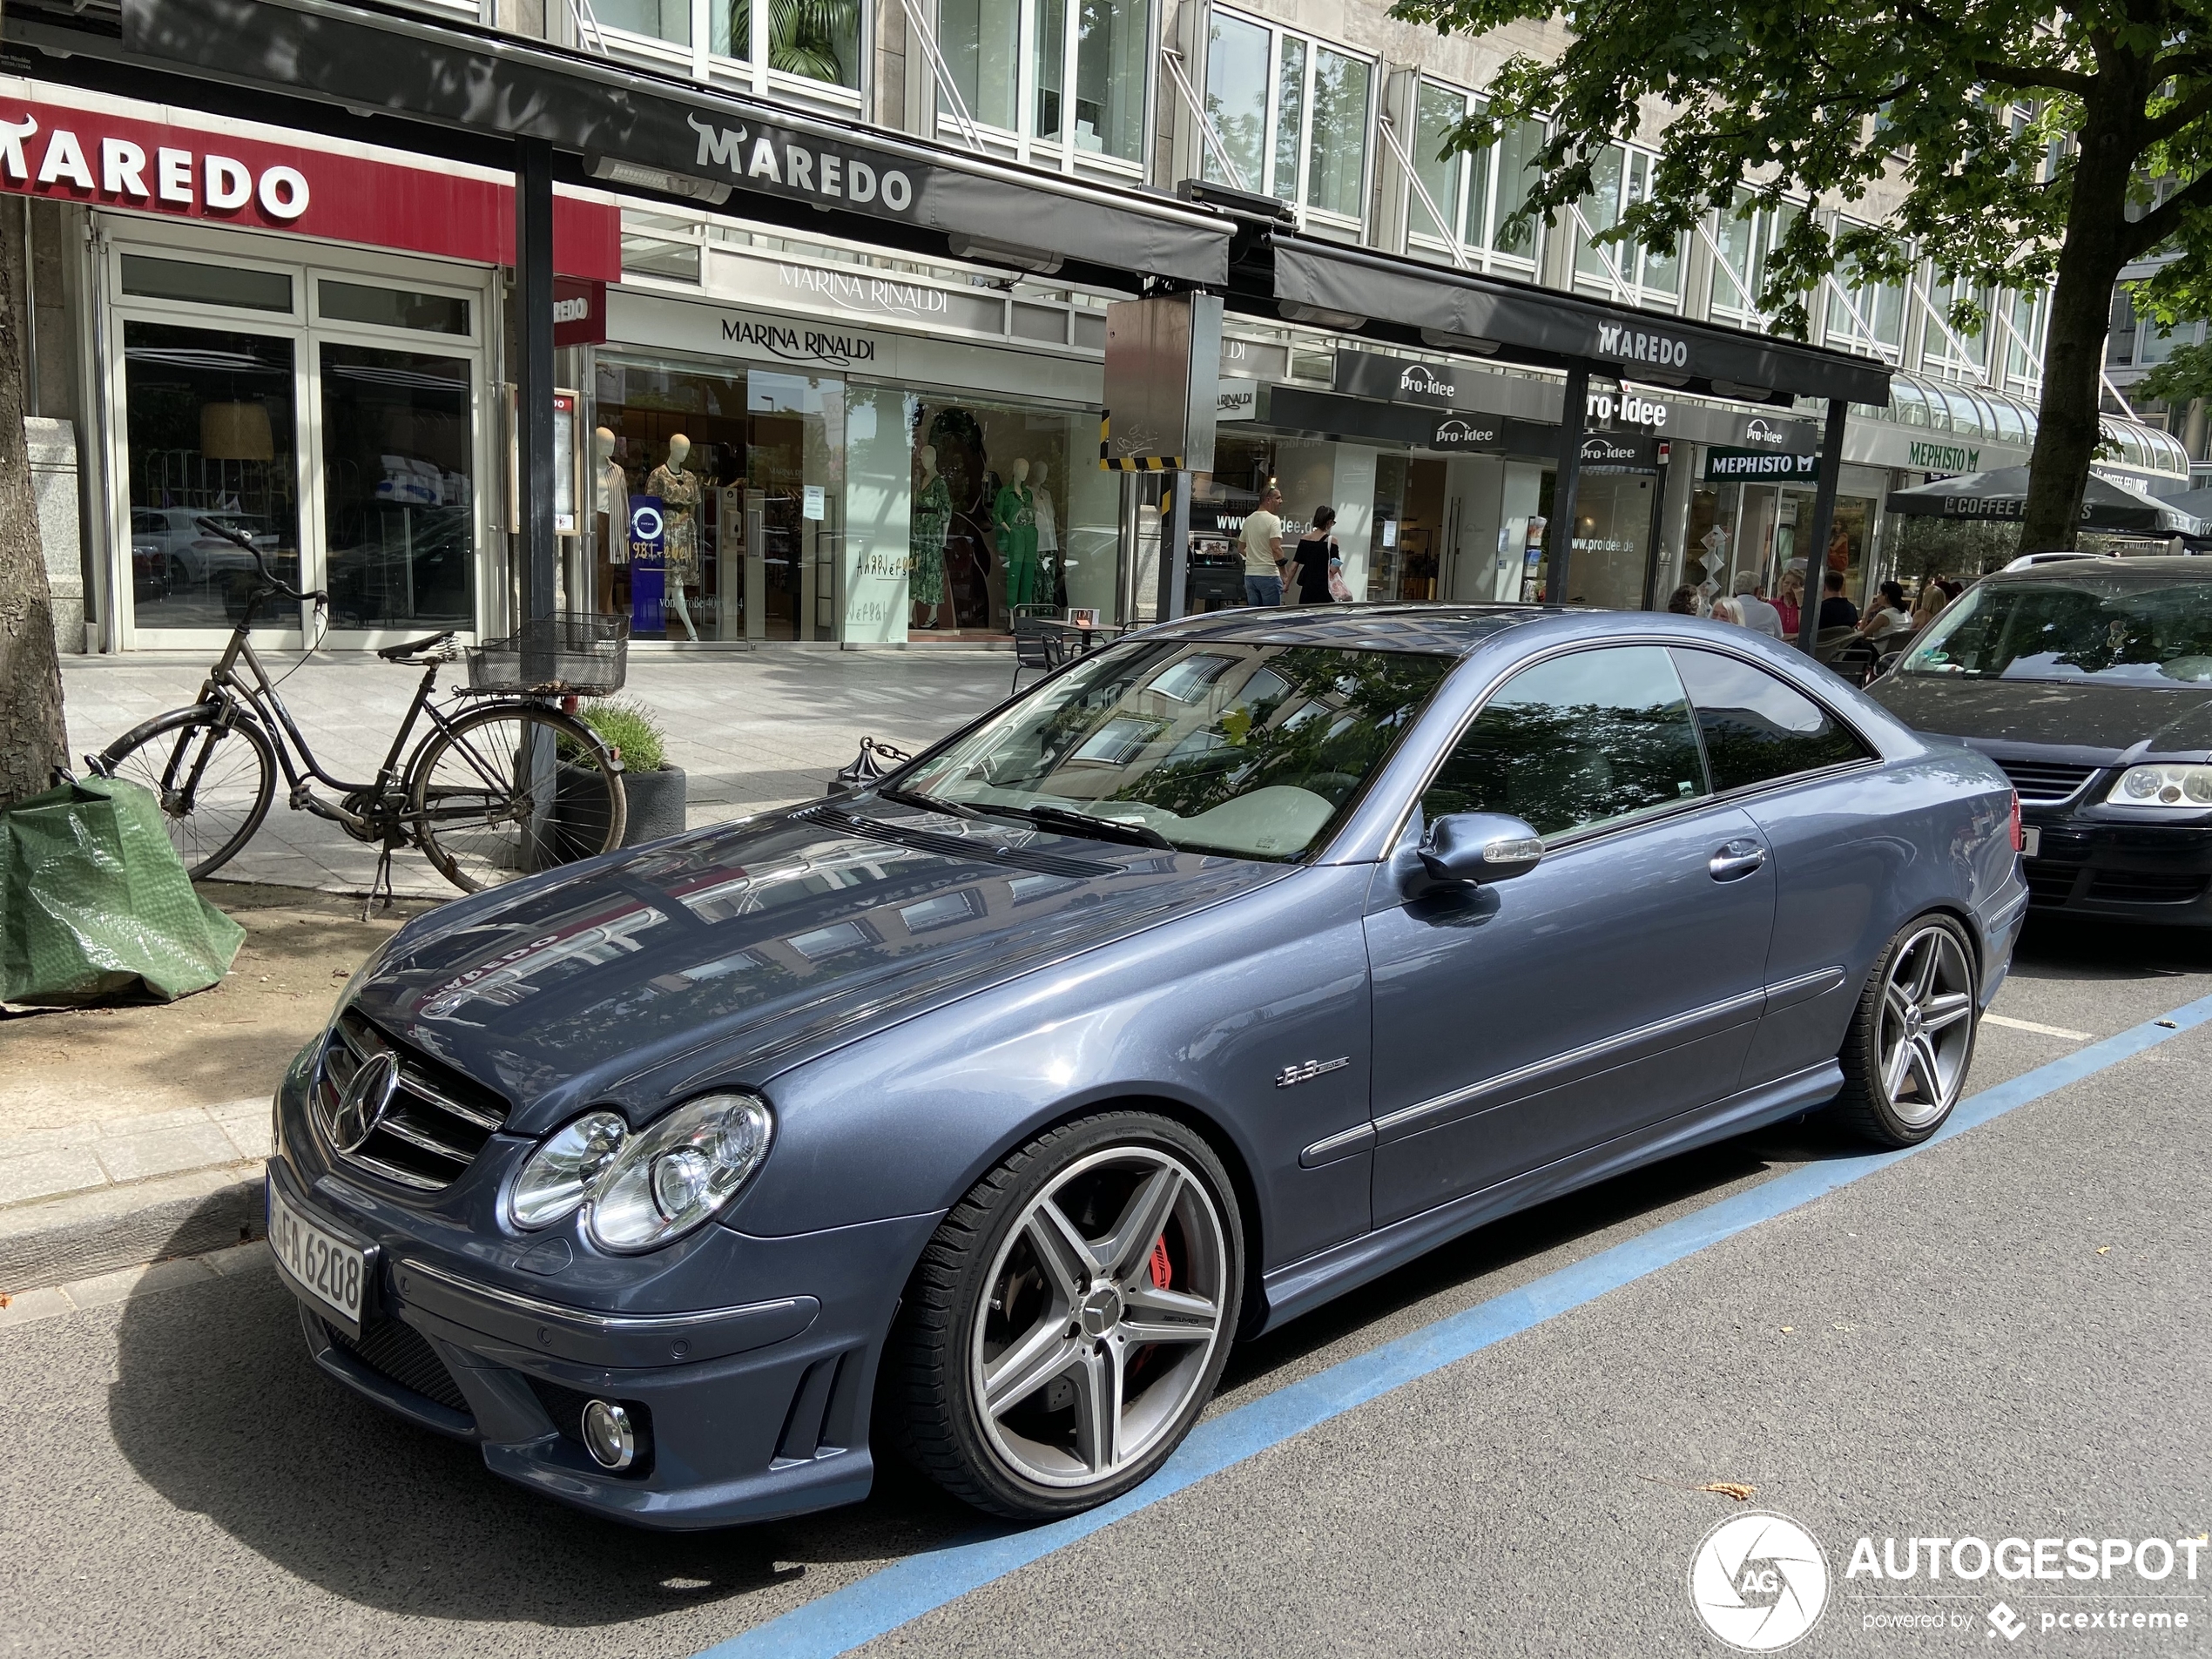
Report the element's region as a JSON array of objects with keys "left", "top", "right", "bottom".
[{"left": 745, "top": 370, "right": 845, "bottom": 642}]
